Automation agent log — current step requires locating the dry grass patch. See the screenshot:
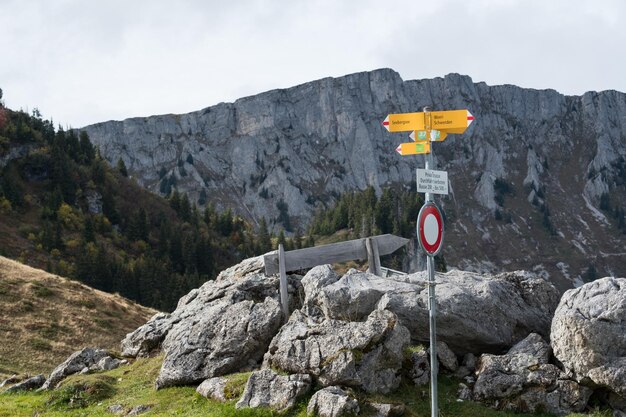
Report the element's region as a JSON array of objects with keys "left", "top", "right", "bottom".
[{"left": 0, "top": 256, "right": 157, "bottom": 378}]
